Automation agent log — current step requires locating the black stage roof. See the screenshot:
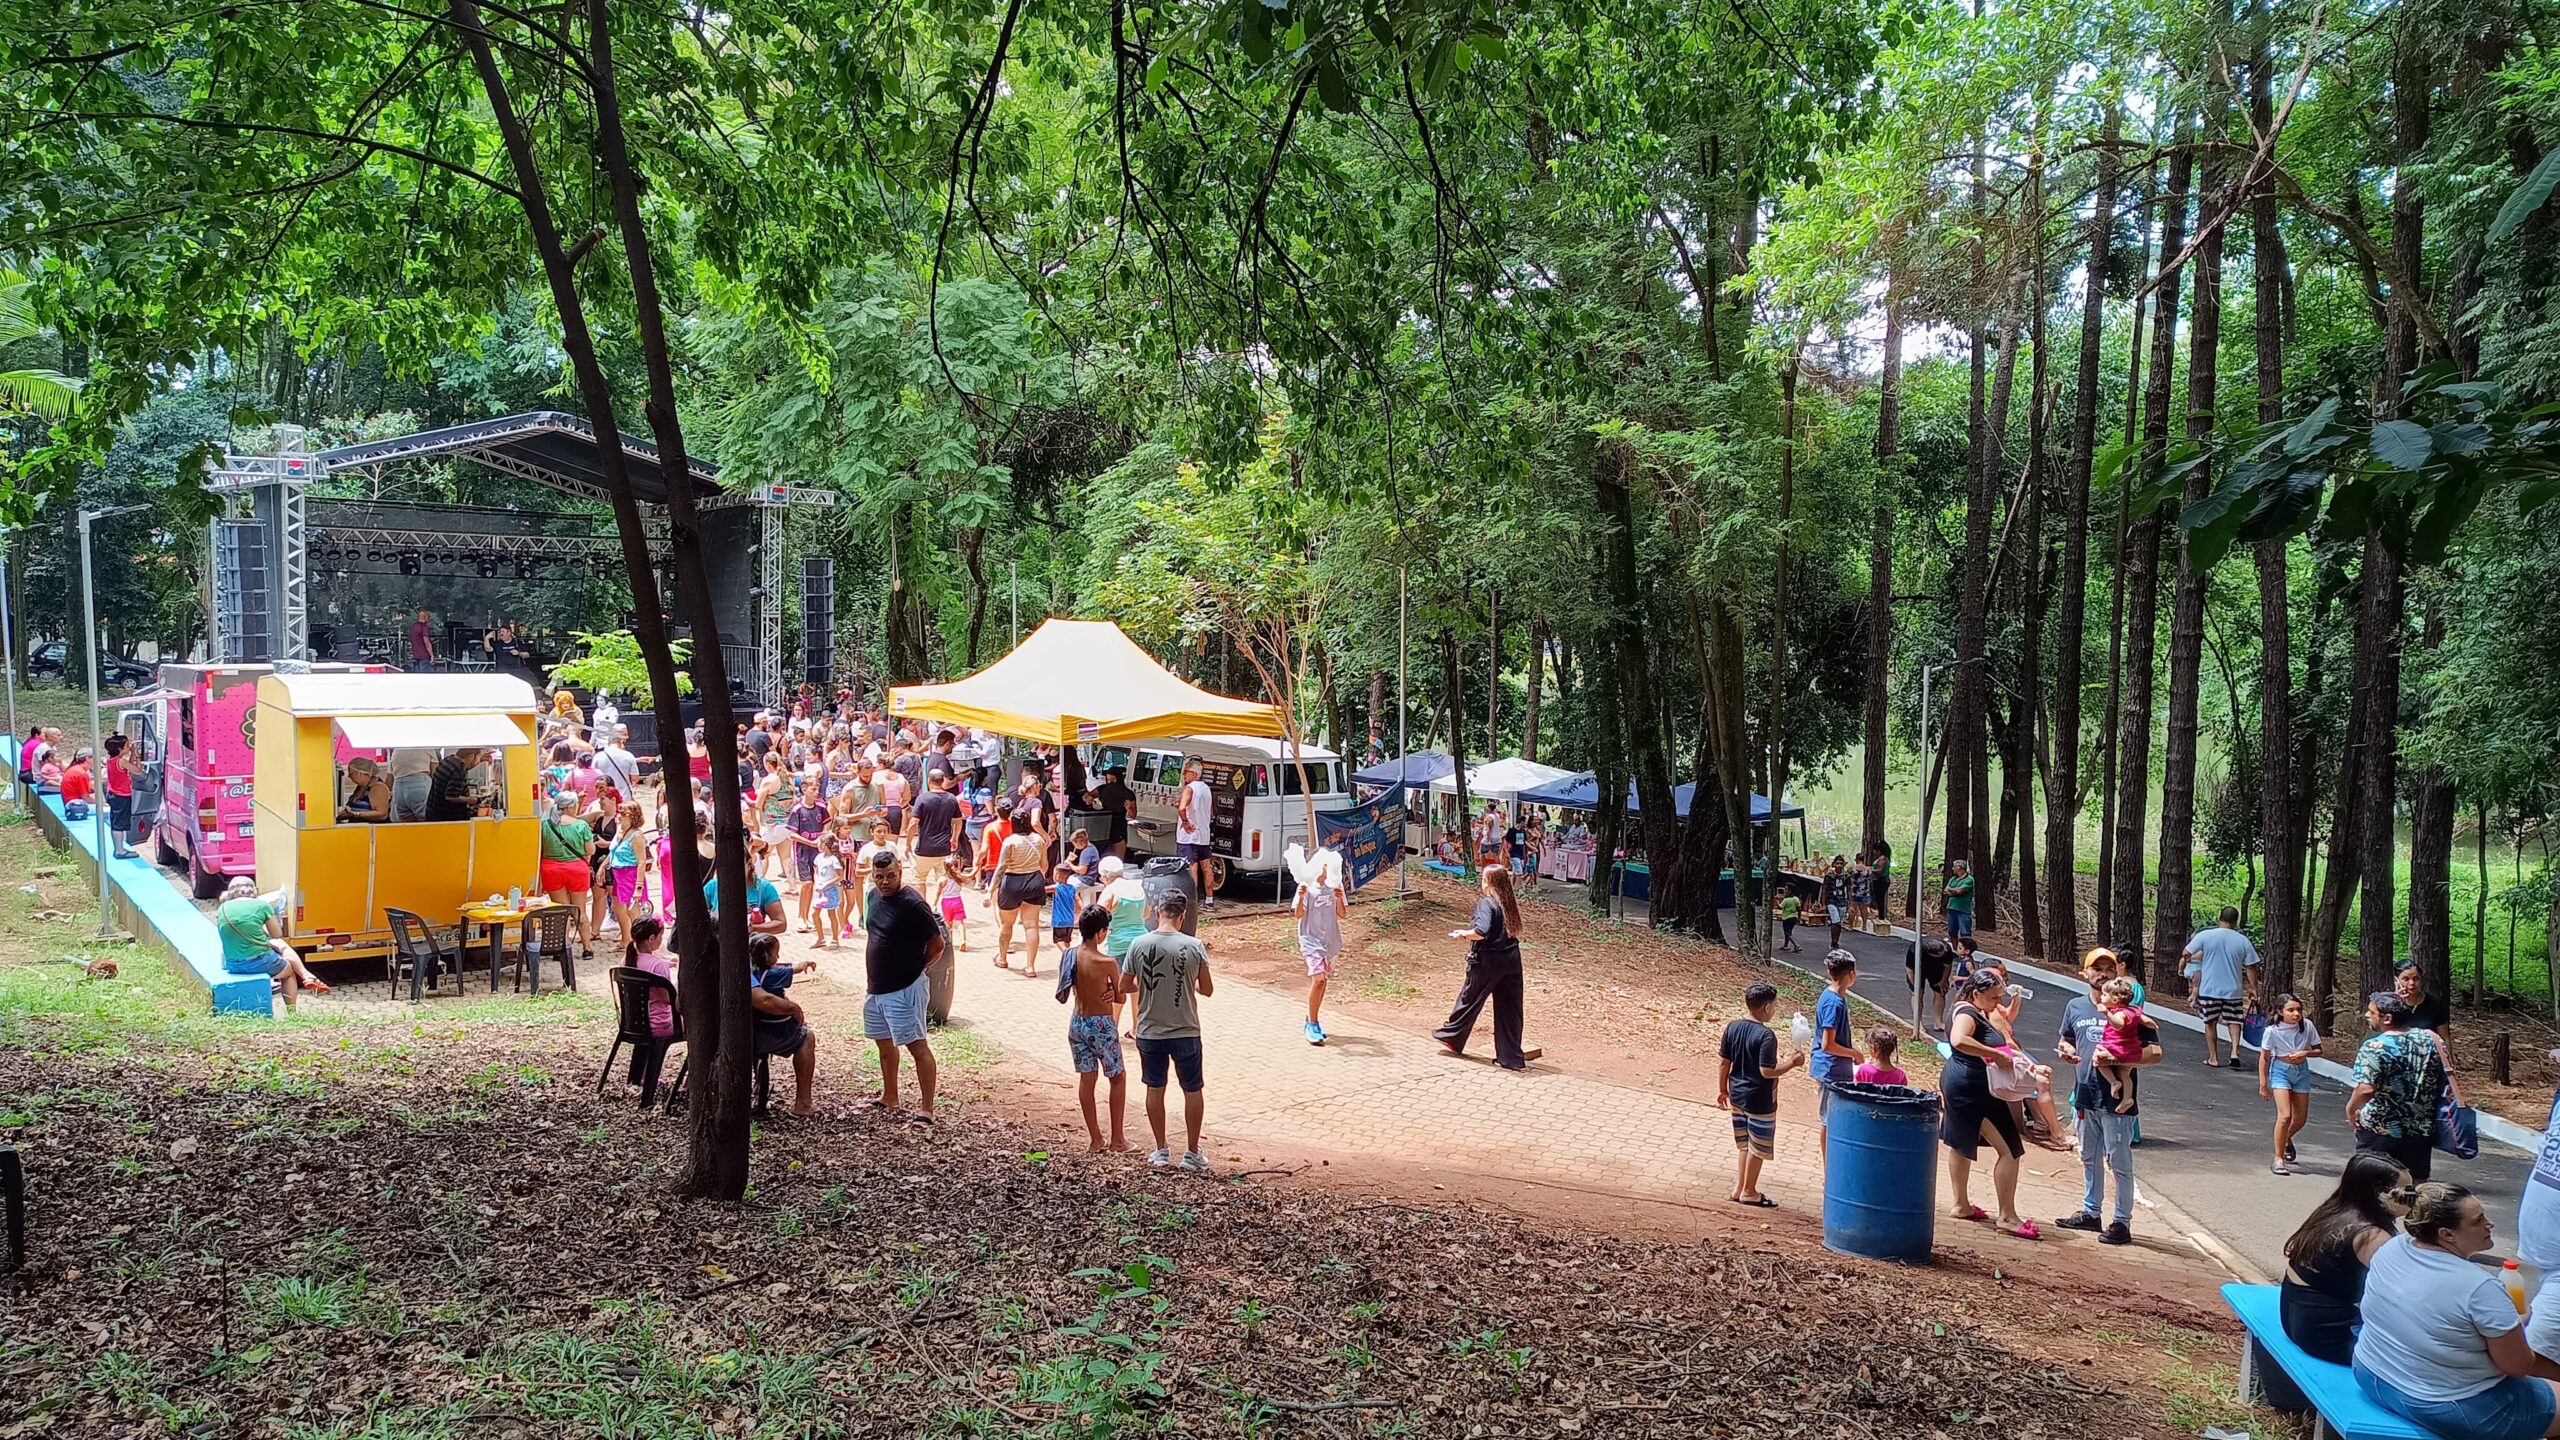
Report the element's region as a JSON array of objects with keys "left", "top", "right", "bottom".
[{"left": 315, "top": 411, "right": 723, "bottom": 507}]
